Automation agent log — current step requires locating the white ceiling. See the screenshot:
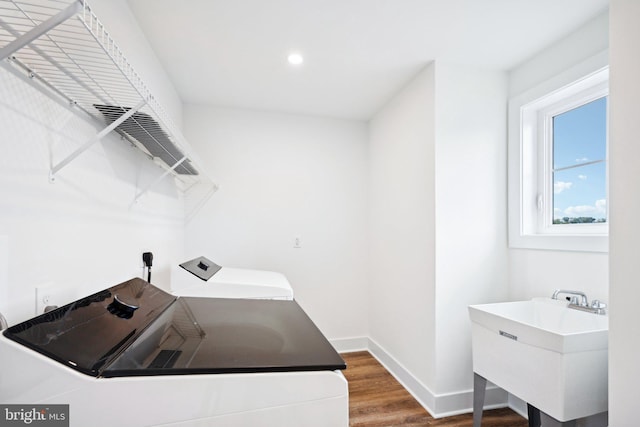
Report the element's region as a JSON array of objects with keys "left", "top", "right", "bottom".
[{"left": 127, "top": 0, "right": 608, "bottom": 120}]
